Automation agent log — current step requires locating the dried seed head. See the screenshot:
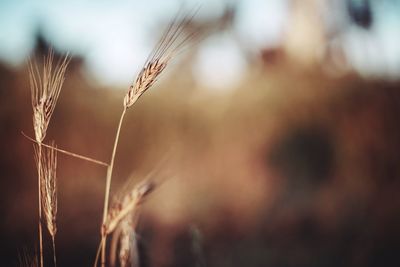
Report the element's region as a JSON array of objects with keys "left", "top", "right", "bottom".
[
  {"left": 105, "top": 180, "right": 155, "bottom": 235},
  {"left": 123, "top": 60, "right": 167, "bottom": 108},
  {"left": 123, "top": 10, "right": 197, "bottom": 109},
  {"left": 29, "top": 49, "right": 70, "bottom": 143},
  {"left": 118, "top": 216, "right": 139, "bottom": 267},
  {"left": 34, "top": 142, "right": 58, "bottom": 237}
]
